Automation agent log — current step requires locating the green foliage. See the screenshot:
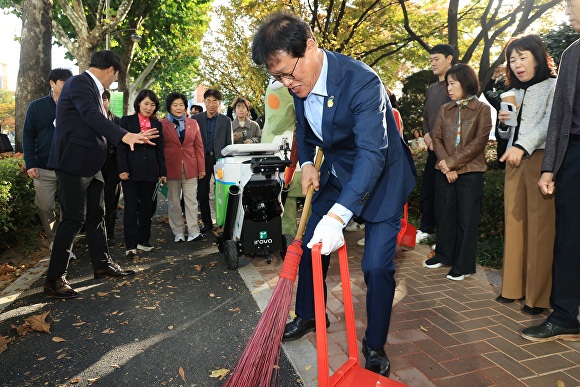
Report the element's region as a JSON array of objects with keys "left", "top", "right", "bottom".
[
  {"left": 398, "top": 70, "right": 436, "bottom": 138},
  {"left": 0, "top": 157, "right": 37, "bottom": 245},
  {"left": 541, "top": 23, "right": 580, "bottom": 65}
]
